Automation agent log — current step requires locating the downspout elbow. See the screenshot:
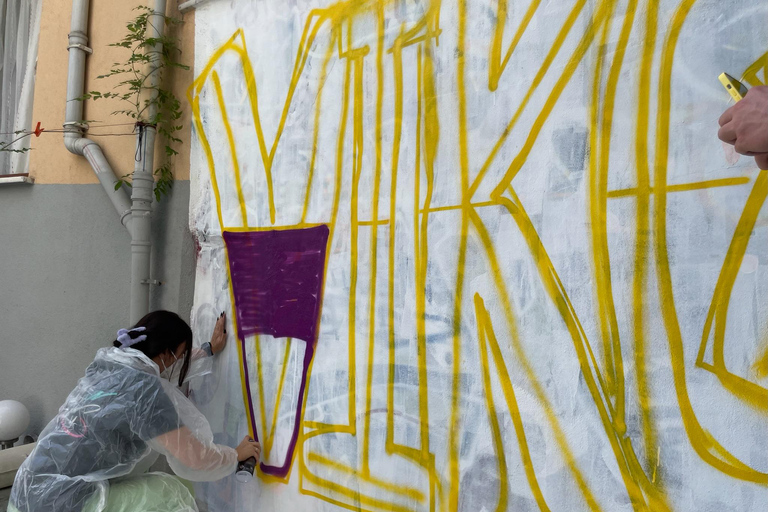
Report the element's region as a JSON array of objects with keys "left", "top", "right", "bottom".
[
  {"left": 65, "top": 129, "right": 133, "bottom": 232},
  {"left": 63, "top": 130, "right": 89, "bottom": 156}
]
